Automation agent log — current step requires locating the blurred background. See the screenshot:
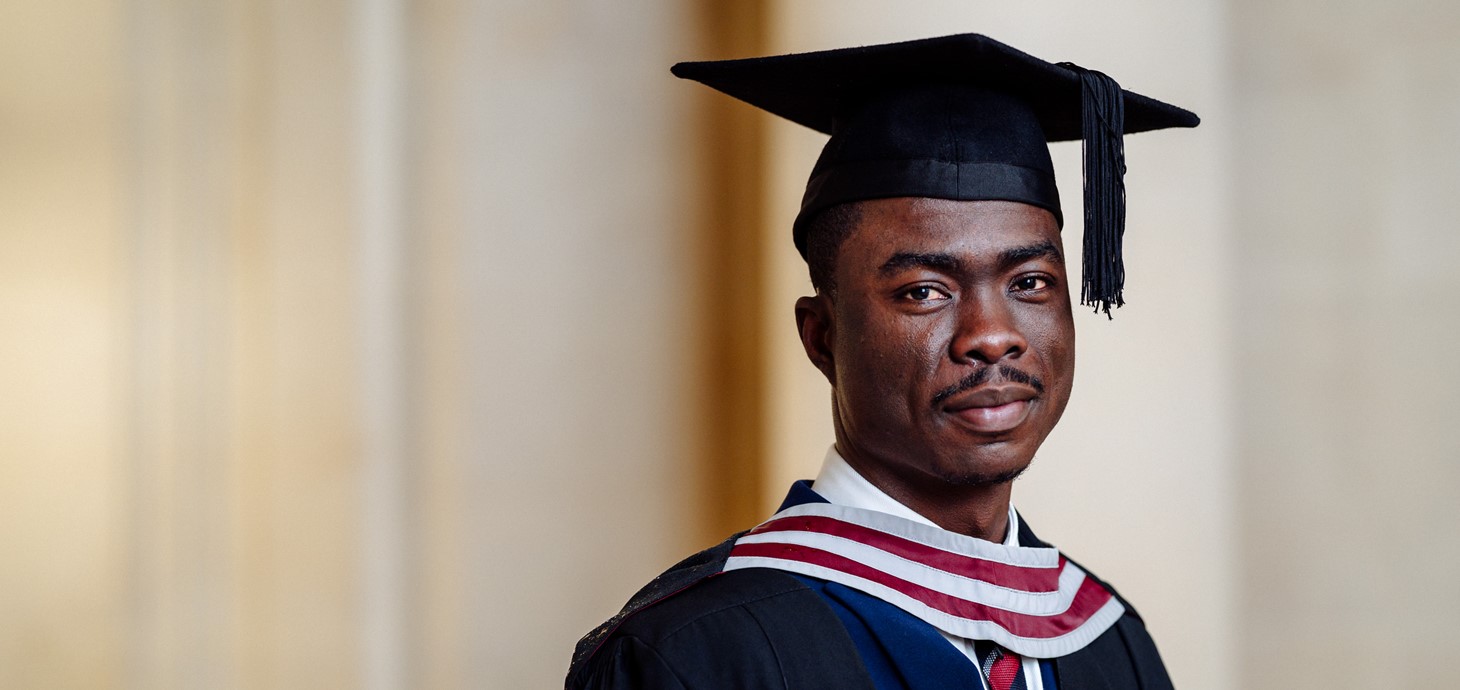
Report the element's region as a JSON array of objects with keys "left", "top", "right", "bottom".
[{"left": 3, "top": 0, "right": 1459, "bottom": 687}]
